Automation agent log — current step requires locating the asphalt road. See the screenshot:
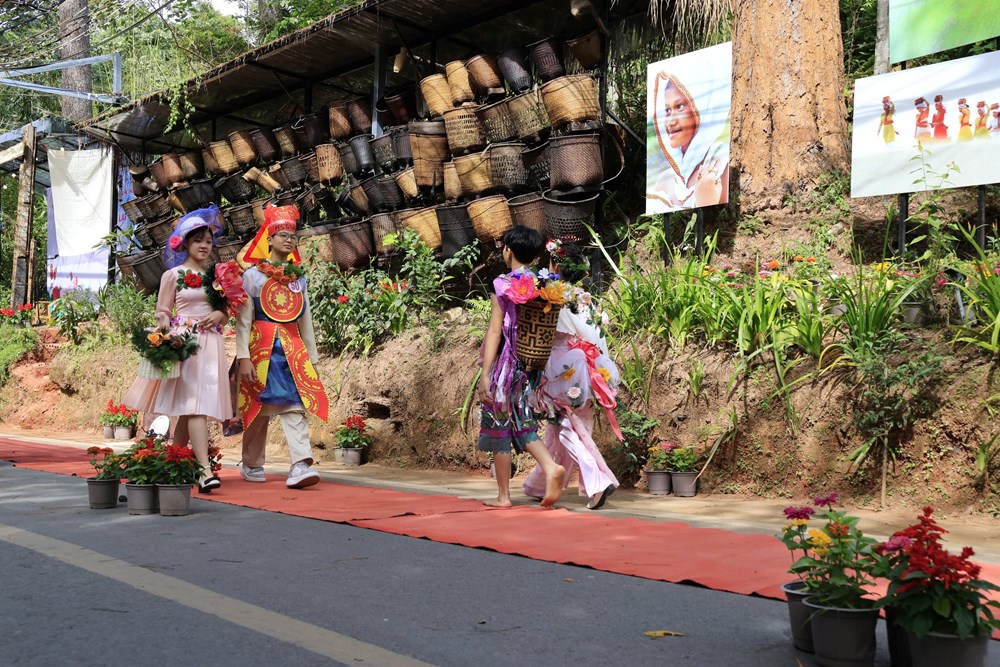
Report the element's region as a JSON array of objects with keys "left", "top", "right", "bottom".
[{"left": 2, "top": 463, "right": 992, "bottom": 667}]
